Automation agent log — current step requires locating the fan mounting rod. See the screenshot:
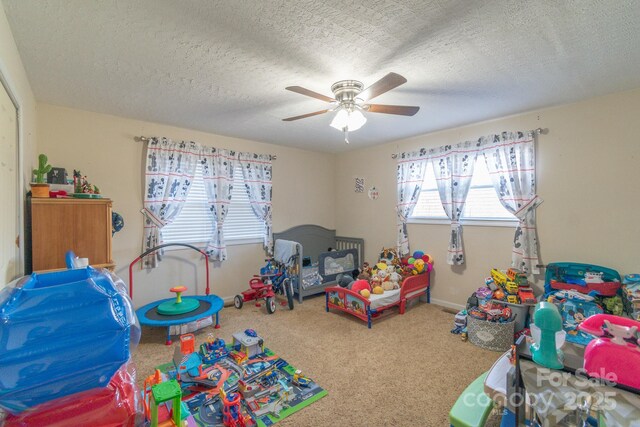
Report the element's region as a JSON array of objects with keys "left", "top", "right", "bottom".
[{"left": 331, "top": 80, "right": 363, "bottom": 111}]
